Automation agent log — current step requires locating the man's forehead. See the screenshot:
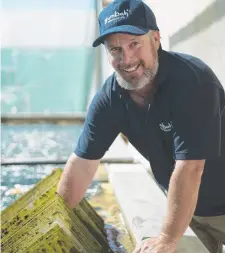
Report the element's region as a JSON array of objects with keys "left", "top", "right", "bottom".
[{"left": 105, "top": 33, "right": 144, "bottom": 46}]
